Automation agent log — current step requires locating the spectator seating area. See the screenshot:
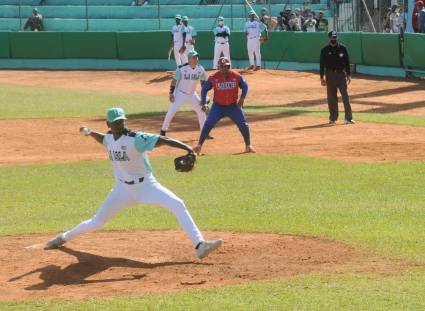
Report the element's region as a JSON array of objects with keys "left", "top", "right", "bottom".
[{"left": 0, "top": 0, "right": 331, "bottom": 31}]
